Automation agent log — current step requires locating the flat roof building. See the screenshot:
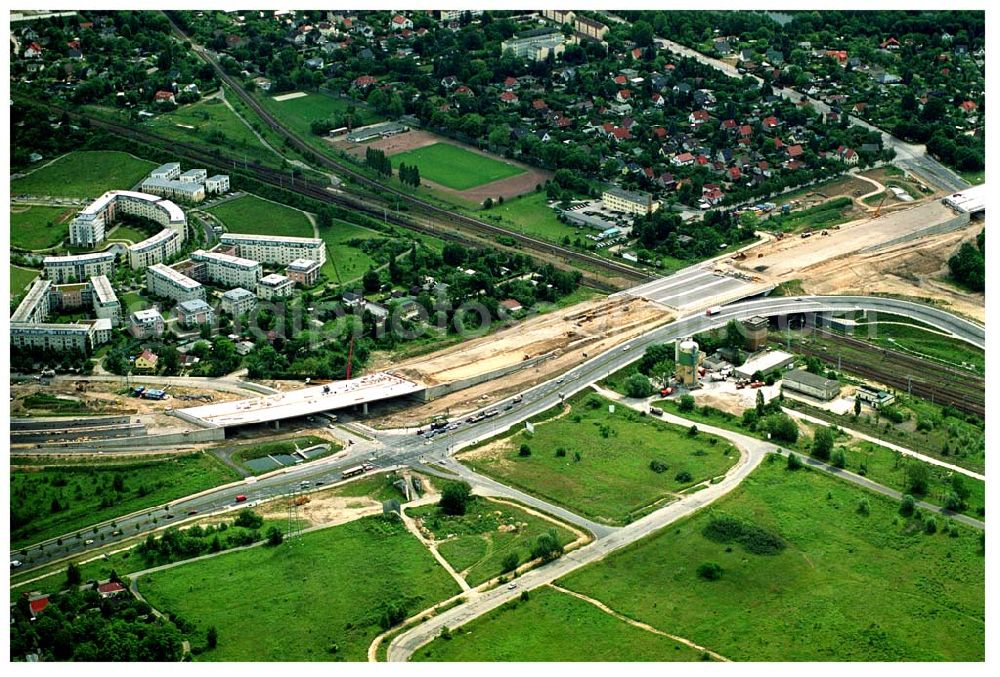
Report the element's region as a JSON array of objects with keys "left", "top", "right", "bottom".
[
  {"left": 128, "top": 228, "right": 182, "bottom": 269},
  {"left": 146, "top": 263, "right": 205, "bottom": 303},
  {"left": 943, "top": 184, "right": 986, "bottom": 215},
  {"left": 68, "top": 190, "right": 187, "bottom": 248},
  {"left": 205, "top": 175, "right": 230, "bottom": 195},
  {"left": 221, "top": 233, "right": 326, "bottom": 266},
  {"left": 734, "top": 350, "right": 795, "bottom": 380},
  {"left": 190, "top": 249, "right": 263, "bottom": 289},
  {"left": 256, "top": 272, "right": 295, "bottom": 300},
  {"left": 89, "top": 274, "right": 121, "bottom": 326},
  {"left": 129, "top": 308, "right": 165, "bottom": 339},
  {"left": 141, "top": 177, "right": 206, "bottom": 203},
  {"left": 176, "top": 298, "right": 214, "bottom": 327},
  {"left": 11, "top": 279, "right": 52, "bottom": 324},
  {"left": 782, "top": 369, "right": 841, "bottom": 401},
  {"left": 179, "top": 168, "right": 207, "bottom": 184},
  {"left": 149, "top": 162, "right": 181, "bottom": 180},
  {"left": 220, "top": 287, "right": 257, "bottom": 318},
  {"left": 43, "top": 251, "right": 116, "bottom": 284},
  {"left": 602, "top": 186, "right": 660, "bottom": 216},
  {"left": 286, "top": 258, "right": 321, "bottom": 287}
]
